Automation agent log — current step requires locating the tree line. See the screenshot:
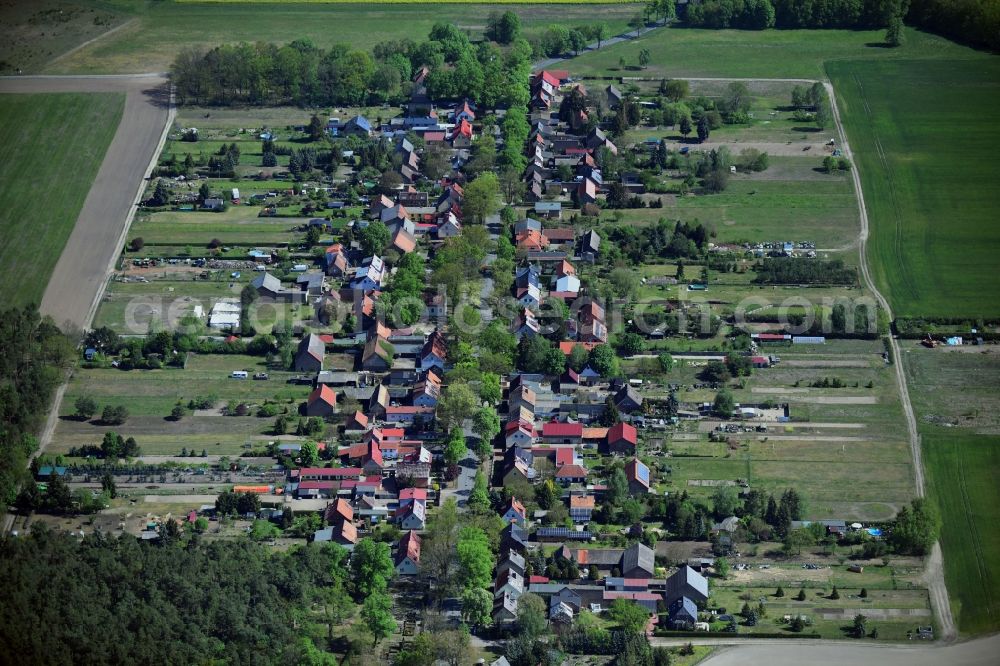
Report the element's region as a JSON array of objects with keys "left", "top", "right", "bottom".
[
  {"left": 683, "top": 0, "right": 998, "bottom": 51},
  {"left": 753, "top": 258, "right": 859, "bottom": 285},
  {"left": 0, "top": 306, "right": 75, "bottom": 507},
  {"left": 171, "top": 22, "right": 533, "bottom": 108},
  {"left": 685, "top": 0, "right": 906, "bottom": 29}
]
